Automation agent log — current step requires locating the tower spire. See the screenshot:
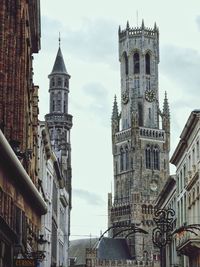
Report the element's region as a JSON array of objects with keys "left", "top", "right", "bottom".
[{"left": 59, "top": 32, "right": 61, "bottom": 47}]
